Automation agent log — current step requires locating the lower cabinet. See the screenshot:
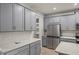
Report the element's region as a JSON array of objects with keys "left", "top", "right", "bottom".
[
  {"left": 0, "top": 40, "right": 41, "bottom": 55},
  {"left": 42, "top": 36, "right": 47, "bottom": 47},
  {"left": 15, "top": 49, "right": 29, "bottom": 55},
  {"left": 4, "top": 44, "right": 29, "bottom": 55},
  {"left": 30, "top": 41, "right": 41, "bottom": 55}
]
